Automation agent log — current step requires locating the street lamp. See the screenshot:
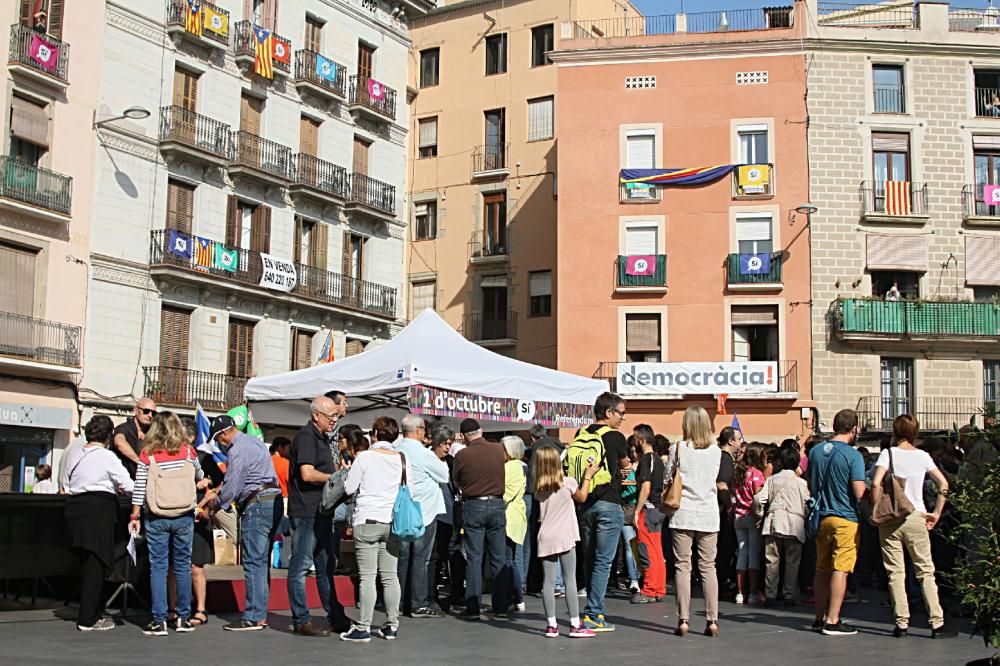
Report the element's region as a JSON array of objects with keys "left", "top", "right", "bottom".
[
  {"left": 93, "top": 105, "right": 151, "bottom": 129},
  {"left": 794, "top": 202, "right": 818, "bottom": 216}
]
